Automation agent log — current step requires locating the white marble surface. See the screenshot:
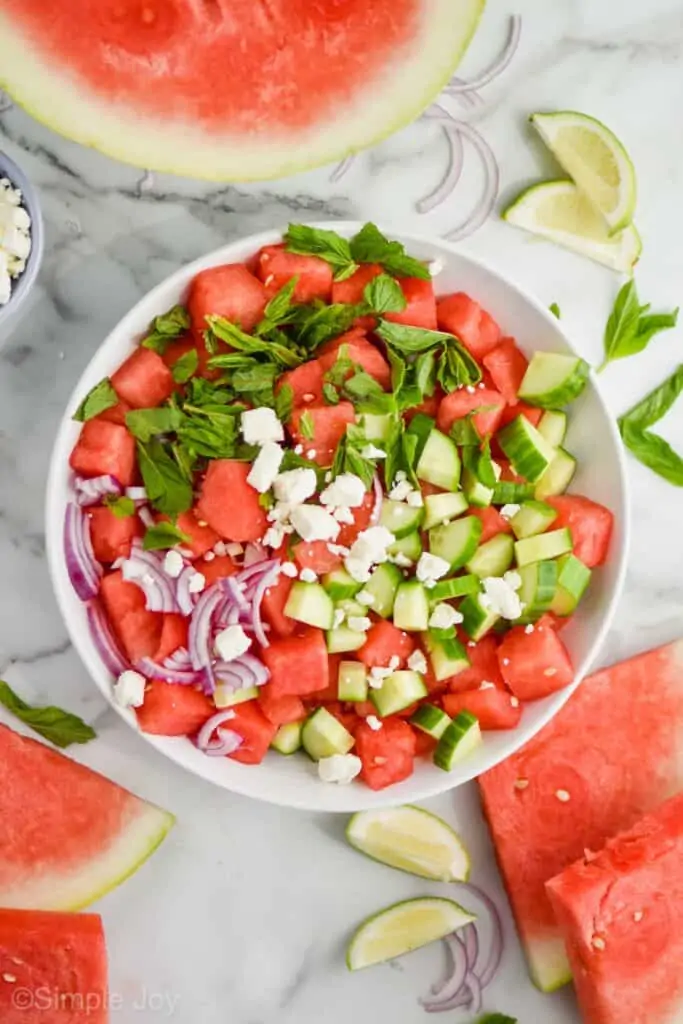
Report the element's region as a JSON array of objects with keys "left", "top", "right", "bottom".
[{"left": 1, "top": 0, "right": 683, "bottom": 1020}]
